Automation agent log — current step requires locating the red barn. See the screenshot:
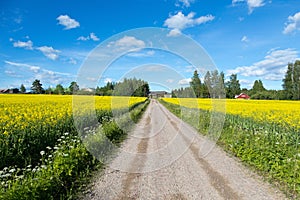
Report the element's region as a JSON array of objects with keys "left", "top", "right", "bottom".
[{"left": 235, "top": 93, "right": 250, "bottom": 99}]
